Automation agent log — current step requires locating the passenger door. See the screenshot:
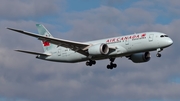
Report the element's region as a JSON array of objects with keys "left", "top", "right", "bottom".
[{"left": 149, "top": 34, "right": 154, "bottom": 42}]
